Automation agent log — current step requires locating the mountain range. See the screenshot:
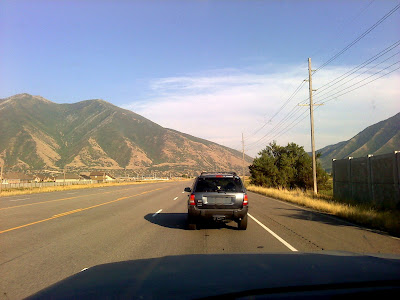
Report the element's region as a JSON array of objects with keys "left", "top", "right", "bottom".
[
  {"left": 0, "top": 94, "right": 252, "bottom": 175},
  {"left": 2, "top": 94, "right": 398, "bottom": 175},
  {"left": 317, "top": 112, "right": 400, "bottom": 171}
]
